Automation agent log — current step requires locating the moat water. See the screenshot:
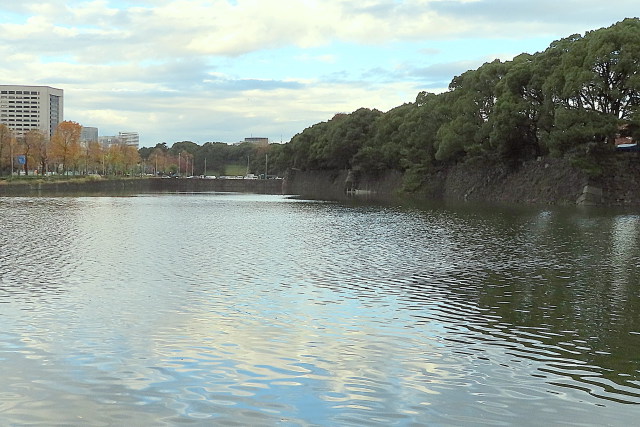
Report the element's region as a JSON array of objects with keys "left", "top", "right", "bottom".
[{"left": 1, "top": 193, "right": 639, "bottom": 425}]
